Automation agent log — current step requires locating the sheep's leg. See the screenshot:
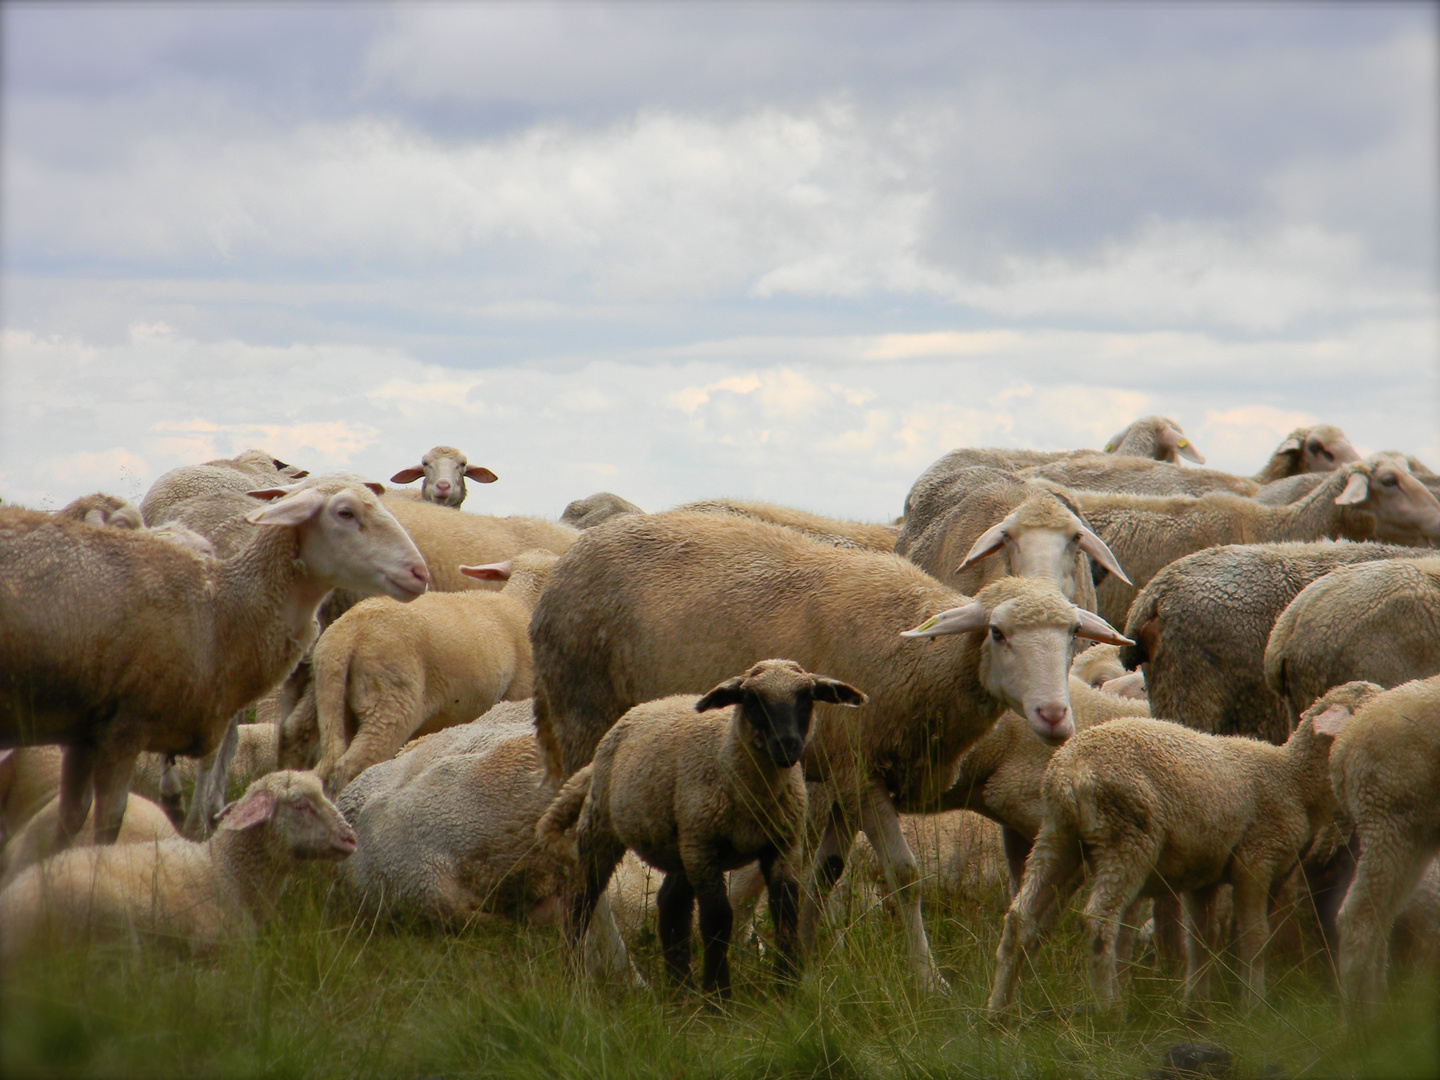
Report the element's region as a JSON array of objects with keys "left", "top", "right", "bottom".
[
  {"left": 690, "top": 864, "right": 734, "bottom": 999},
  {"left": 327, "top": 722, "right": 410, "bottom": 797},
  {"left": 56, "top": 743, "right": 97, "bottom": 847},
  {"left": 581, "top": 893, "right": 644, "bottom": 988},
  {"left": 1151, "top": 894, "right": 1185, "bottom": 968},
  {"left": 858, "top": 782, "right": 948, "bottom": 992},
  {"left": 798, "top": 799, "right": 857, "bottom": 961},
  {"left": 89, "top": 747, "right": 138, "bottom": 846},
  {"left": 1081, "top": 849, "right": 1152, "bottom": 1014},
  {"left": 727, "top": 862, "right": 767, "bottom": 950},
  {"left": 278, "top": 675, "right": 319, "bottom": 770},
  {"left": 185, "top": 711, "right": 241, "bottom": 838},
  {"left": 1001, "top": 827, "right": 1032, "bottom": 898},
  {"left": 1181, "top": 884, "right": 1220, "bottom": 1008},
  {"left": 760, "top": 850, "right": 801, "bottom": 983},
  {"left": 656, "top": 872, "right": 696, "bottom": 988},
  {"left": 1116, "top": 897, "right": 1148, "bottom": 967},
  {"left": 988, "top": 823, "right": 1083, "bottom": 1015},
  {"left": 1230, "top": 863, "right": 1273, "bottom": 1009},
  {"left": 1337, "top": 830, "right": 1433, "bottom": 1019},
  {"left": 569, "top": 844, "right": 622, "bottom": 956}
]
